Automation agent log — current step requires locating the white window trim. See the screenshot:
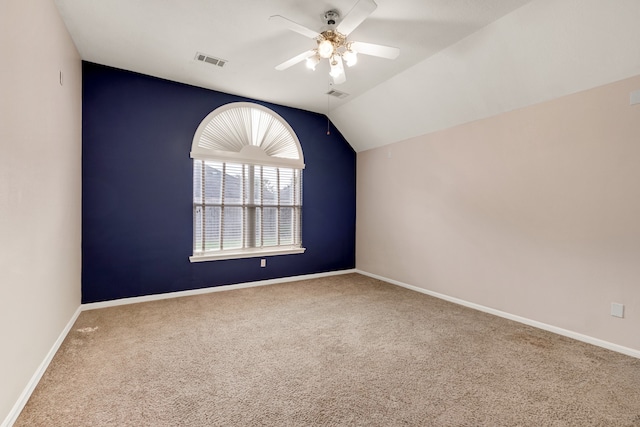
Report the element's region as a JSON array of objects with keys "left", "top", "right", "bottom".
[
  {"left": 190, "top": 102, "right": 305, "bottom": 262},
  {"left": 190, "top": 247, "right": 306, "bottom": 263}
]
